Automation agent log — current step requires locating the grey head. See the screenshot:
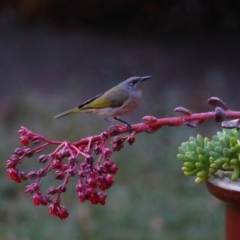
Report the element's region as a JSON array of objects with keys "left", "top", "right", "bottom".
[{"left": 119, "top": 76, "right": 152, "bottom": 91}]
